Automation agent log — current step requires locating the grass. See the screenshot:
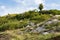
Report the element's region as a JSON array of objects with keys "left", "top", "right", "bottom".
[{"left": 0, "top": 29, "right": 60, "bottom": 40}]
